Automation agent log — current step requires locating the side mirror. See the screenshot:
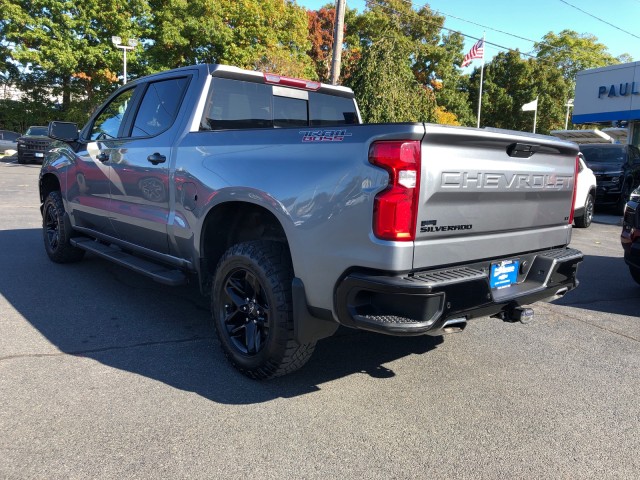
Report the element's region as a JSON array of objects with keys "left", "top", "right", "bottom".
[{"left": 48, "top": 121, "right": 79, "bottom": 142}]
